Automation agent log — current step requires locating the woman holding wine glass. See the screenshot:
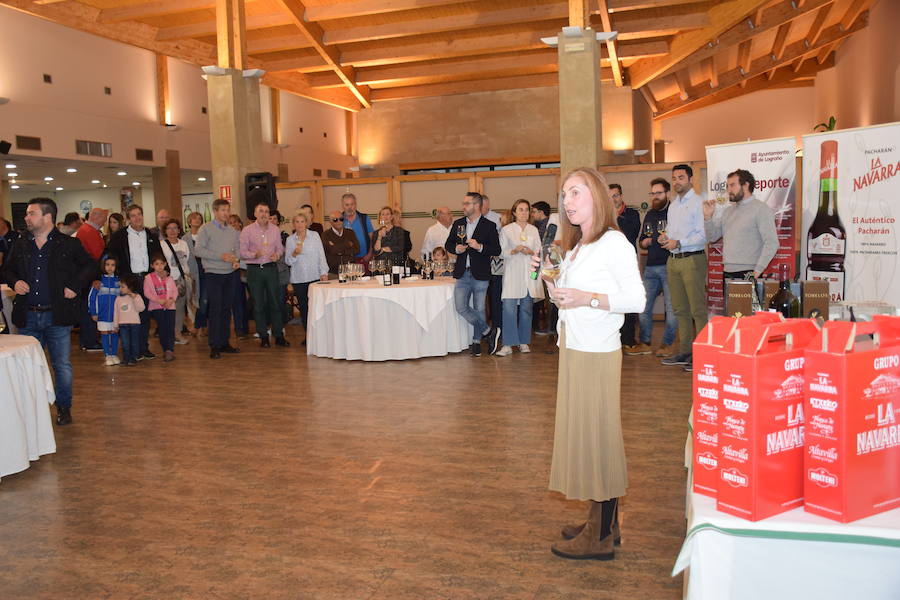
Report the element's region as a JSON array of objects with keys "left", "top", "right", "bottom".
[
  {"left": 371, "top": 206, "right": 407, "bottom": 266},
  {"left": 532, "top": 167, "right": 646, "bottom": 561},
  {"left": 284, "top": 213, "right": 328, "bottom": 338}
]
